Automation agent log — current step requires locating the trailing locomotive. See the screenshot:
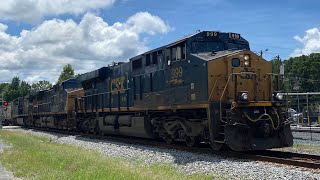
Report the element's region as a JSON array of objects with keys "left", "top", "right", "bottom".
[
  {"left": 10, "top": 31, "right": 293, "bottom": 151},
  {"left": 11, "top": 78, "right": 83, "bottom": 128}
]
